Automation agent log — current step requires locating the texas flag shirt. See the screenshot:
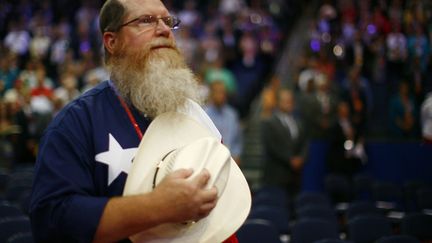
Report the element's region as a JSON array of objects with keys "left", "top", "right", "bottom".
[{"left": 29, "top": 80, "right": 236, "bottom": 243}]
